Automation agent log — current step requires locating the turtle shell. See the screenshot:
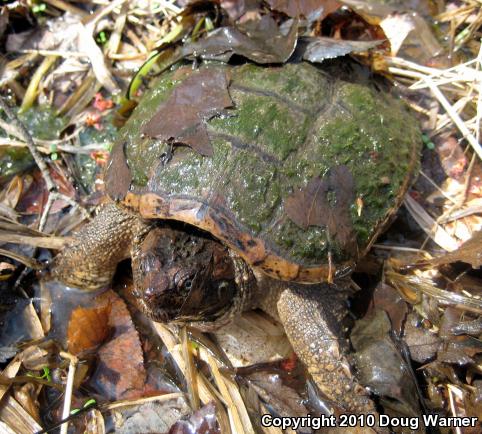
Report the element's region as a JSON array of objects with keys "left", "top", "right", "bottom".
[{"left": 106, "top": 61, "right": 420, "bottom": 283}]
